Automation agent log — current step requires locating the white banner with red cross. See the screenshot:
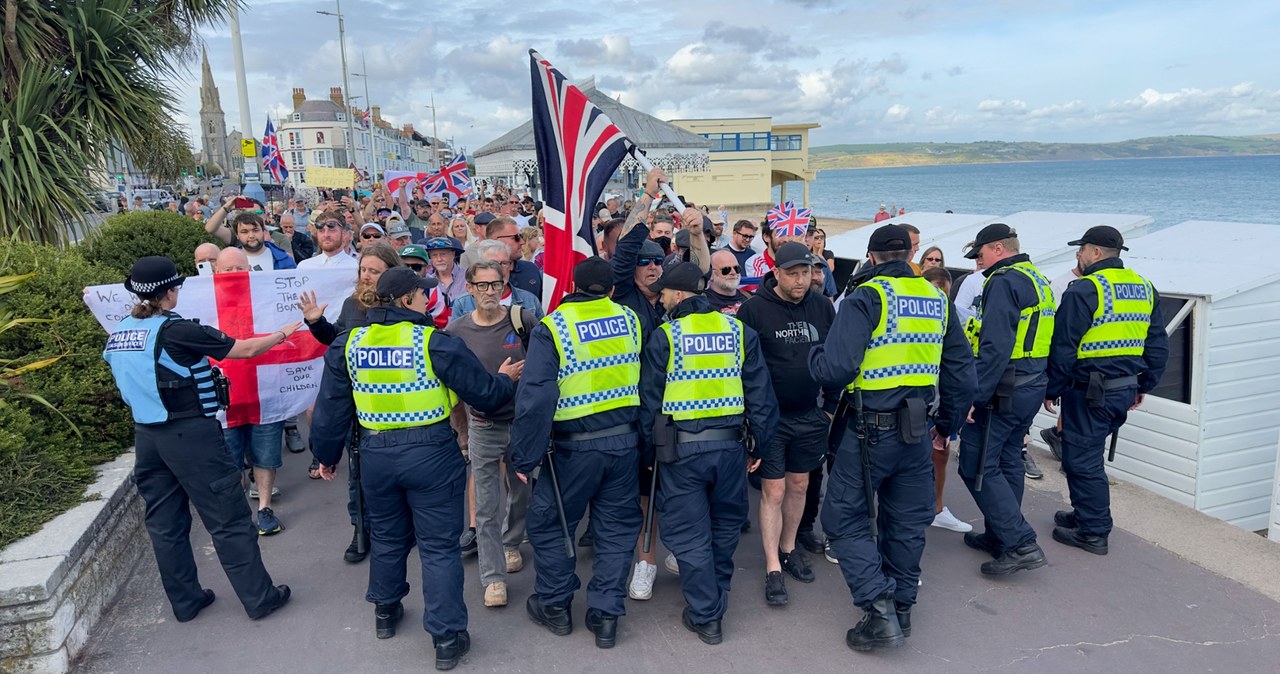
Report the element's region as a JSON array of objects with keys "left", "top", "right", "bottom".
[{"left": 85, "top": 268, "right": 355, "bottom": 428}]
